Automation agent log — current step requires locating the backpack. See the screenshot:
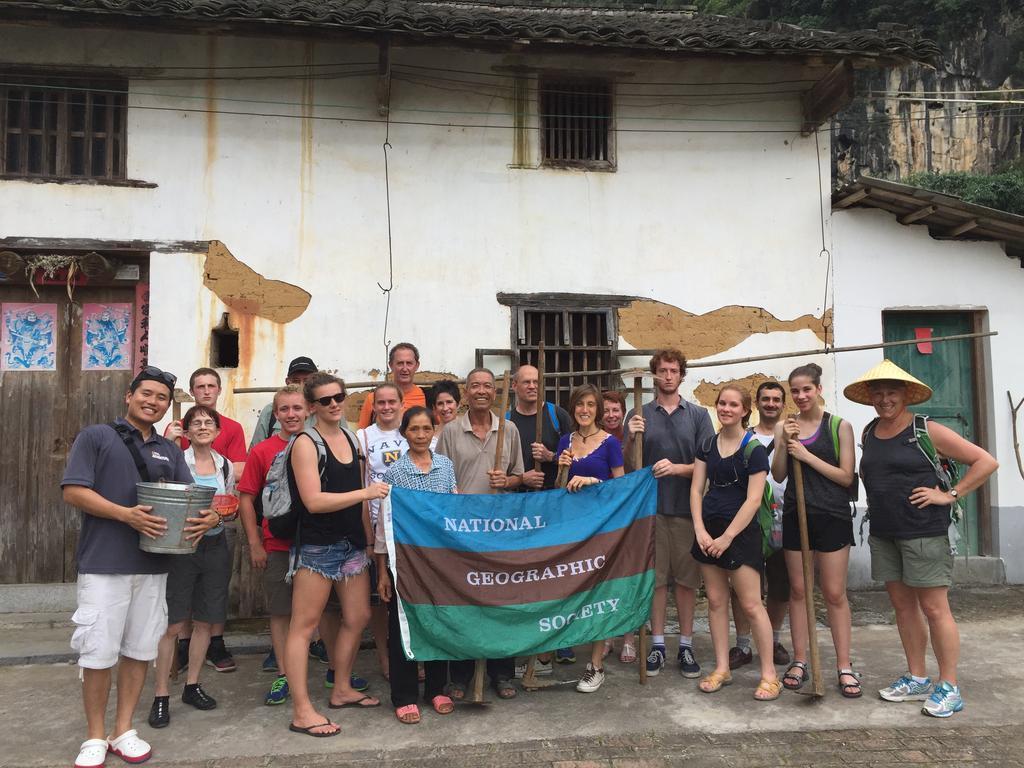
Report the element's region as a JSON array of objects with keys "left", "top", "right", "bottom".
[
  {"left": 739, "top": 432, "right": 781, "bottom": 558},
  {"left": 507, "top": 402, "right": 560, "bottom": 433},
  {"left": 262, "top": 427, "right": 336, "bottom": 540},
  {"left": 824, "top": 413, "right": 859, "bottom": 504}
]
